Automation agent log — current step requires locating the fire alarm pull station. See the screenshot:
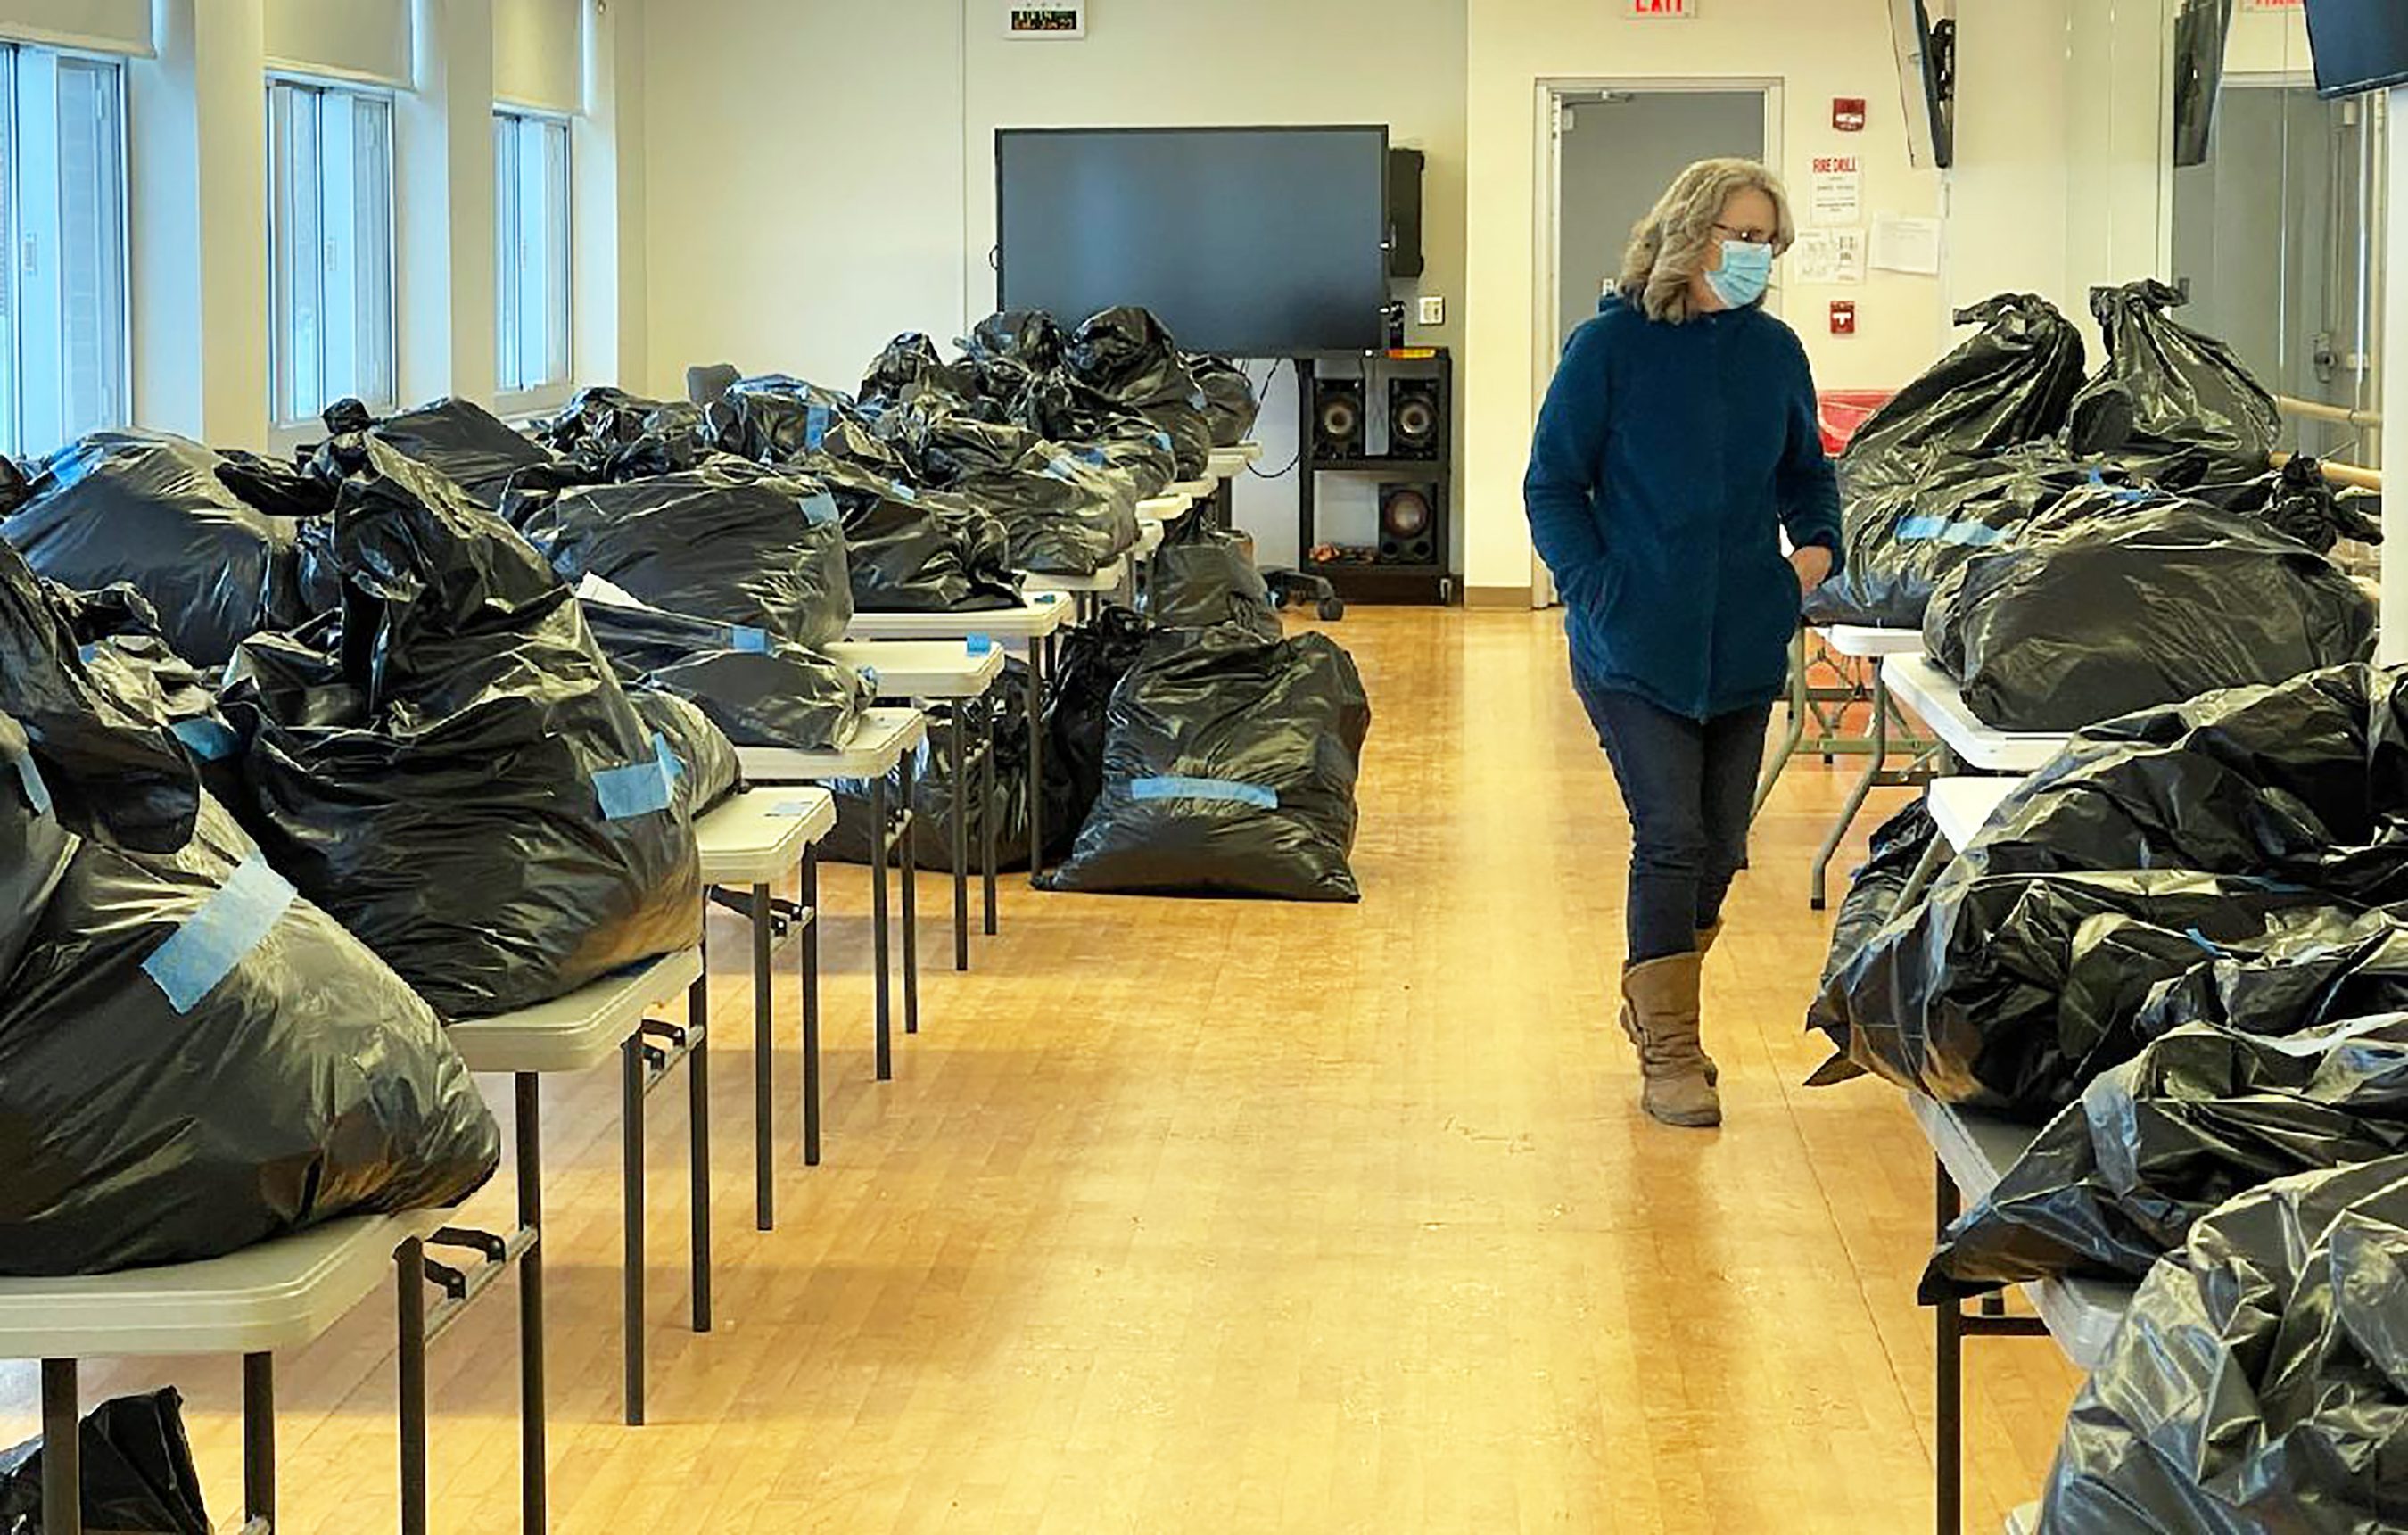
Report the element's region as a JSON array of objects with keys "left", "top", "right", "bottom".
[
  {"left": 1833, "top": 98, "right": 1867, "bottom": 132},
  {"left": 1830, "top": 301, "right": 1858, "bottom": 336}
]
